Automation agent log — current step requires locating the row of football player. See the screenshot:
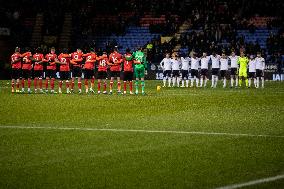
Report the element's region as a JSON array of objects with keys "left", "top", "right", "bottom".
[
  {"left": 10, "top": 46, "right": 147, "bottom": 94},
  {"left": 160, "top": 51, "right": 265, "bottom": 88}
]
